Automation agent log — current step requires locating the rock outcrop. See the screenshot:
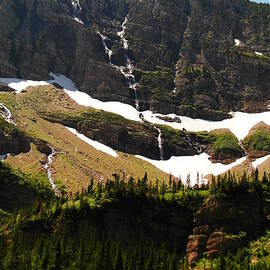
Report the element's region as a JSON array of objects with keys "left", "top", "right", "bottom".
[
  {"left": 42, "top": 111, "right": 200, "bottom": 160},
  {"left": 243, "top": 122, "right": 270, "bottom": 159},
  {"left": 186, "top": 192, "right": 266, "bottom": 266},
  {"left": 209, "top": 129, "right": 244, "bottom": 164}
]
